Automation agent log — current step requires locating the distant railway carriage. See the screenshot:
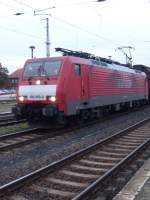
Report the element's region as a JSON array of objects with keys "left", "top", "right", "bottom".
[
  {"left": 13, "top": 48, "right": 148, "bottom": 126},
  {"left": 133, "top": 64, "right": 150, "bottom": 99}
]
